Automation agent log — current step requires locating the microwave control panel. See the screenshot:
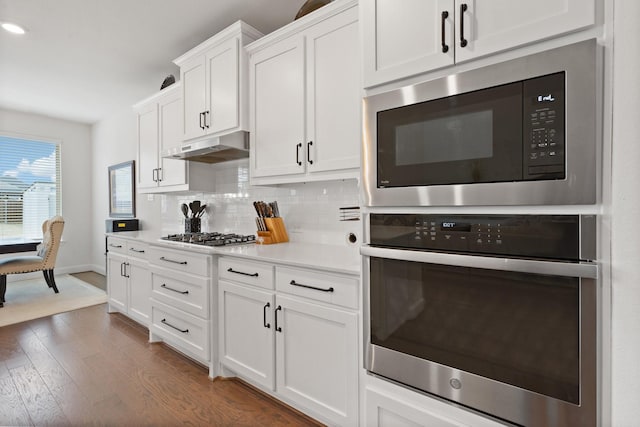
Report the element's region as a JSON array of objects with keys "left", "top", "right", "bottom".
[
  {"left": 522, "top": 72, "right": 566, "bottom": 179},
  {"left": 369, "top": 213, "right": 585, "bottom": 261}
]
